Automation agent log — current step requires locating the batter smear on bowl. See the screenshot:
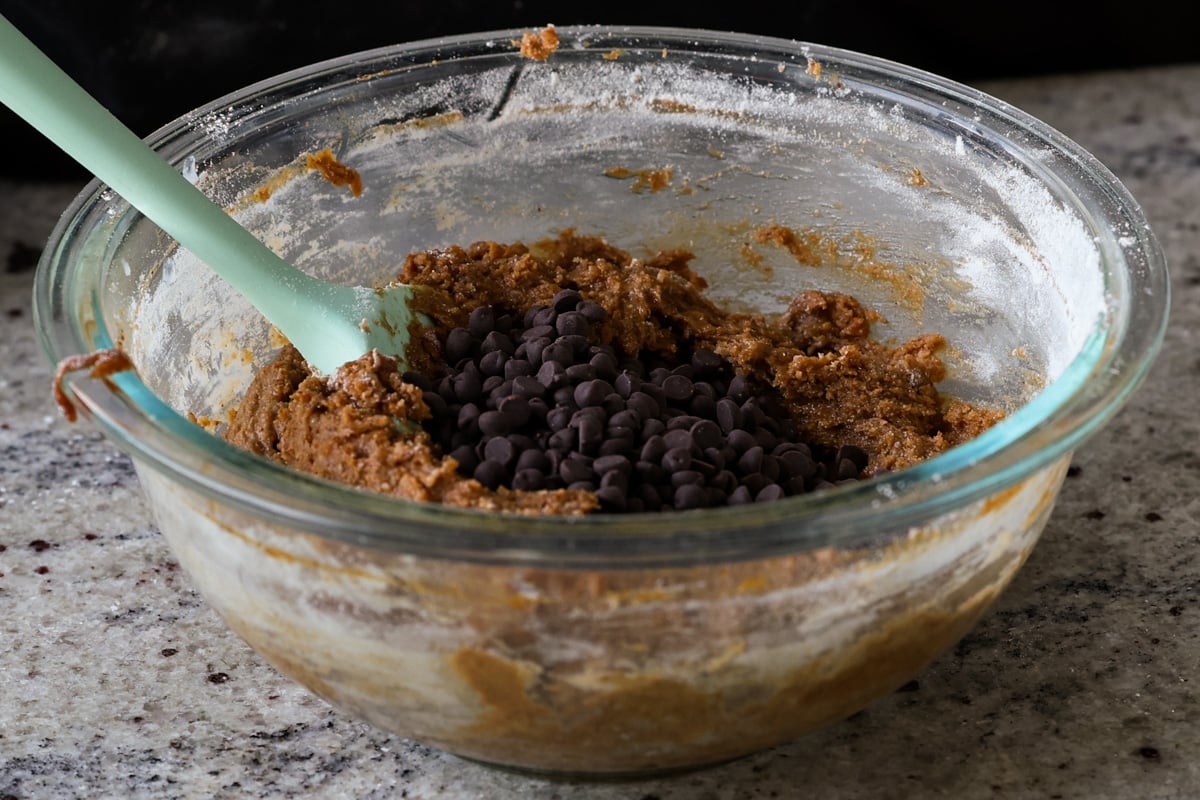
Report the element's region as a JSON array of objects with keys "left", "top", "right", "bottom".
[{"left": 223, "top": 232, "right": 1002, "bottom": 514}]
